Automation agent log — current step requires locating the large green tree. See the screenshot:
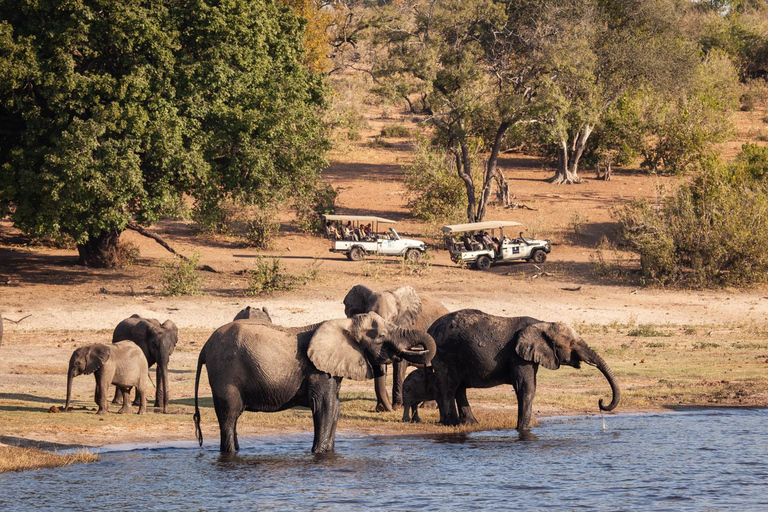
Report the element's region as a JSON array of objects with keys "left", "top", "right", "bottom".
[{"left": 0, "top": 0, "right": 328, "bottom": 266}]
